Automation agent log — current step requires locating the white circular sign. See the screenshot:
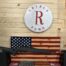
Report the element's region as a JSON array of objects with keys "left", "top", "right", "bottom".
[{"left": 24, "top": 4, "right": 53, "bottom": 32}]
